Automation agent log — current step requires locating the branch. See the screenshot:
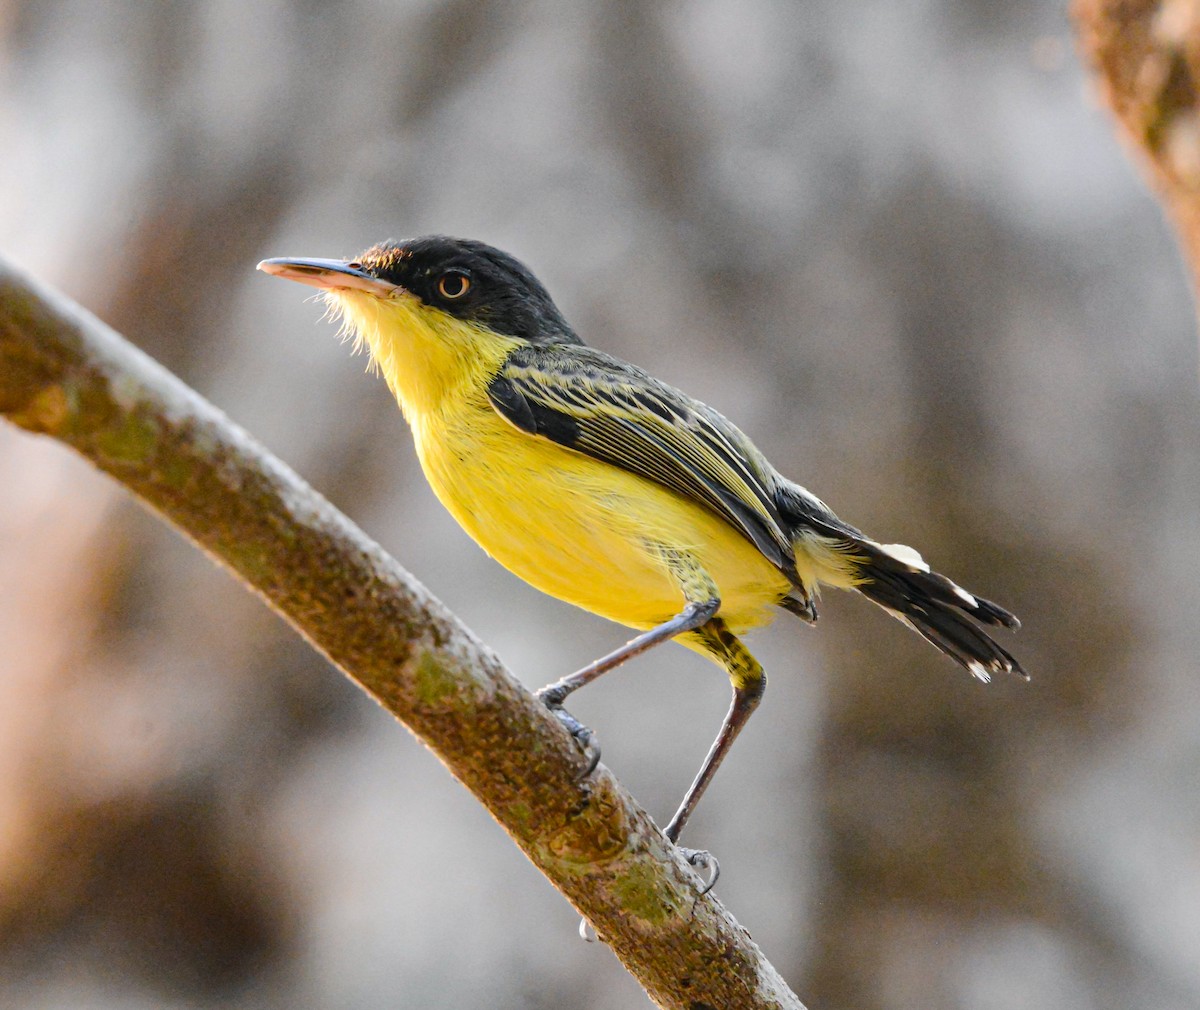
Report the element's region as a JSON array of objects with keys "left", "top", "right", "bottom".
[
  {"left": 0, "top": 258, "right": 806, "bottom": 1010},
  {"left": 1075, "top": 0, "right": 1200, "bottom": 301}
]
